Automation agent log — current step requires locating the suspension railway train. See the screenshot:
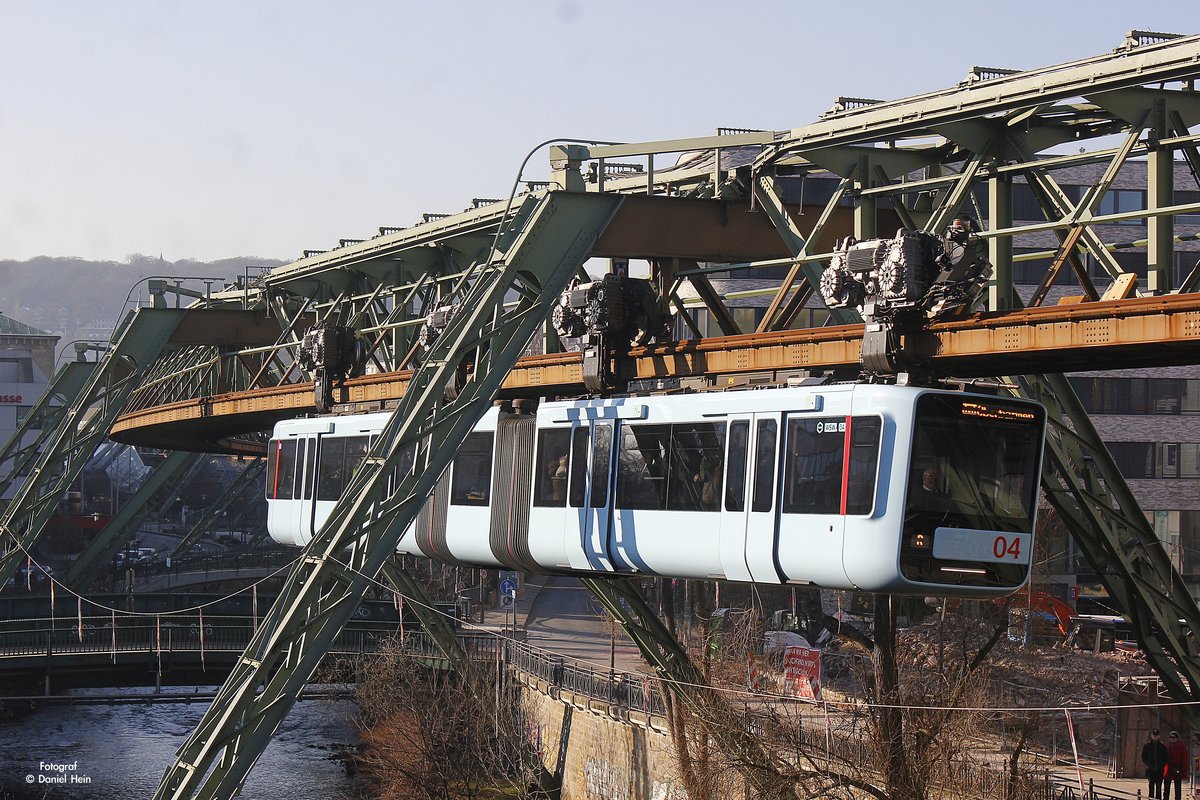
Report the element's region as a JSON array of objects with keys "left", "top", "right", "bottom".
[{"left": 266, "top": 384, "right": 1046, "bottom": 597}]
